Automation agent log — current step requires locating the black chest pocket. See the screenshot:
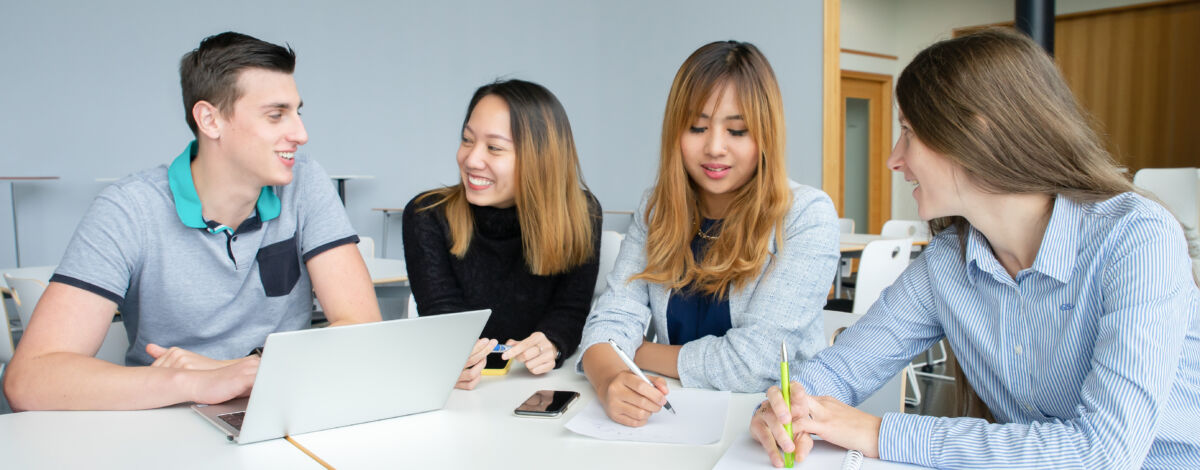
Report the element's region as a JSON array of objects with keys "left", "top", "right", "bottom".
[{"left": 257, "top": 236, "right": 301, "bottom": 297}]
